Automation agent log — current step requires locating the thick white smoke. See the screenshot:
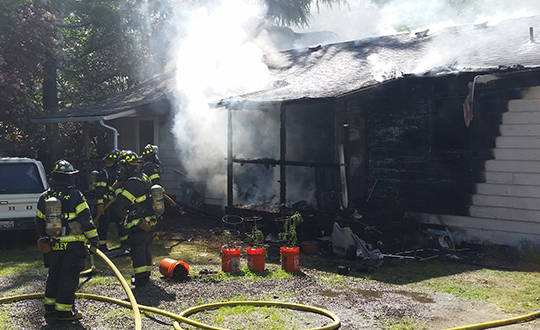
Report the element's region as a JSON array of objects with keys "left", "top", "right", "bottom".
[
  {"left": 170, "top": 0, "right": 273, "bottom": 203},
  {"left": 303, "top": 0, "right": 540, "bottom": 42}
]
